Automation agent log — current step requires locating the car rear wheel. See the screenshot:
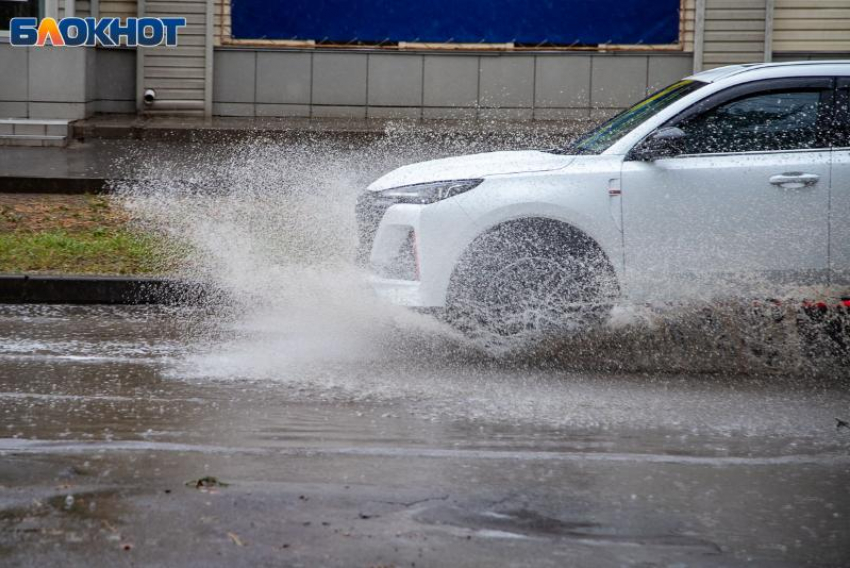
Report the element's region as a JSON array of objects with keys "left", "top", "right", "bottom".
[{"left": 445, "top": 219, "right": 618, "bottom": 340}]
